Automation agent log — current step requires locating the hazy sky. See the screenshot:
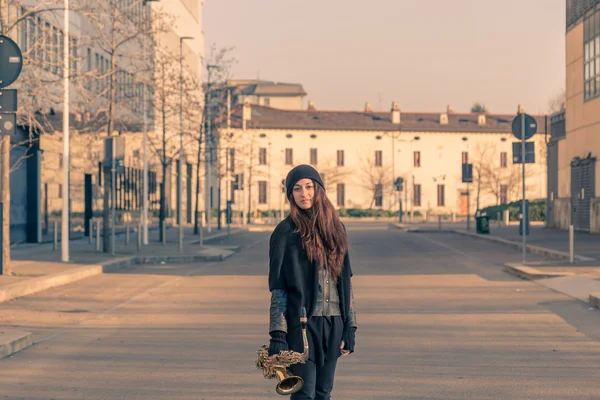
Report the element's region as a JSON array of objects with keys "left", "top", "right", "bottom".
[{"left": 203, "top": 0, "right": 565, "bottom": 115}]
